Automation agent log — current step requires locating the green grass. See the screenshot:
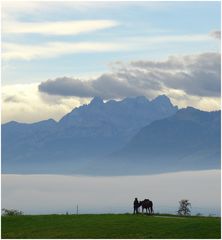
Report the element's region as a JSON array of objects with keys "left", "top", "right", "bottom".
[{"left": 1, "top": 214, "right": 221, "bottom": 239}]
